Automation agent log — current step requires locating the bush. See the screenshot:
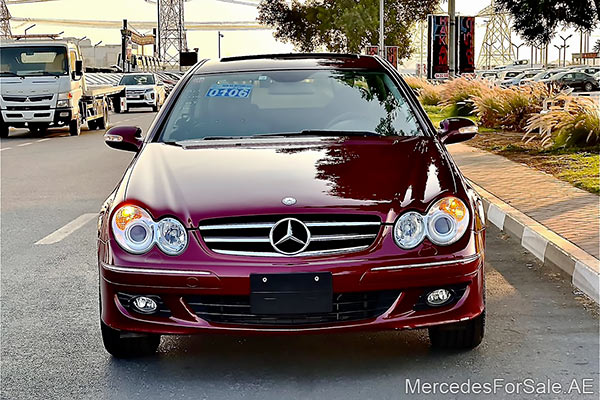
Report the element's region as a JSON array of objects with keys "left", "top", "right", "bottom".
[
  {"left": 439, "top": 77, "right": 488, "bottom": 116},
  {"left": 403, "top": 76, "right": 430, "bottom": 91},
  {"left": 524, "top": 95, "right": 600, "bottom": 147},
  {"left": 419, "top": 84, "right": 442, "bottom": 105},
  {"left": 471, "top": 83, "right": 557, "bottom": 131}
]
